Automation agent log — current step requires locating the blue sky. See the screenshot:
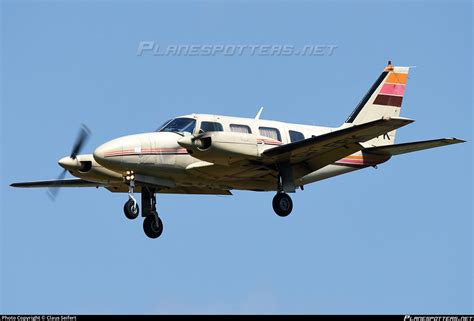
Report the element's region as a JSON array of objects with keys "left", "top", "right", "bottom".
[{"left": 1, "top": 0, "right": 472, "bottom": 314}]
